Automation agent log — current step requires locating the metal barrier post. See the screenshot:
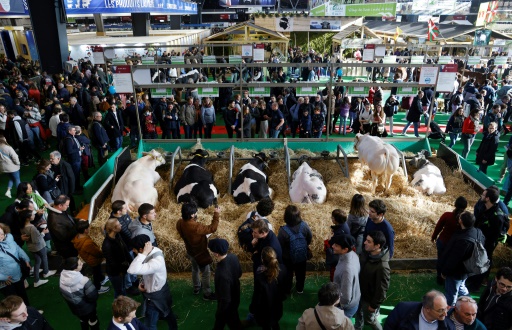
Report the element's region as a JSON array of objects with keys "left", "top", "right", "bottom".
[
  {"left": 228, "top": 145, "right": 235, "bottom": 195},
  {"left": 336, "top": 144, "right": 349, "bottom": 178}
]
